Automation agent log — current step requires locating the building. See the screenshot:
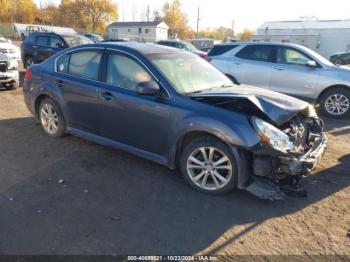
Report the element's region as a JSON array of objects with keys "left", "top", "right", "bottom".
[
  {"left": 252, "top": 20, "right": 350, "bottom": 58},
  {"left": 108, "top": 21, "right": 169, "bottom": 42}
]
